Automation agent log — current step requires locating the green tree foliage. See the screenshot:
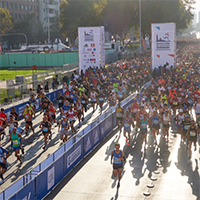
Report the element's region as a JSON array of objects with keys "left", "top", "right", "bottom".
[
  {"left": 50, "top": 15, "right": 62, "bottom": 42},
  {"left": 60, "top": 0, "right": 107, "bottom": 39},
  {"left": 0, "top": 8, "right": 14, "bottom": 34},
  {"left": 141, "top": 0, "right": 194, "bottom": 36},
  {"left": 103, "top": 0, "right": 138, "bottom": 39},
  {"left": 12, "top": 12, "right": 45, "bottom": 44}
]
